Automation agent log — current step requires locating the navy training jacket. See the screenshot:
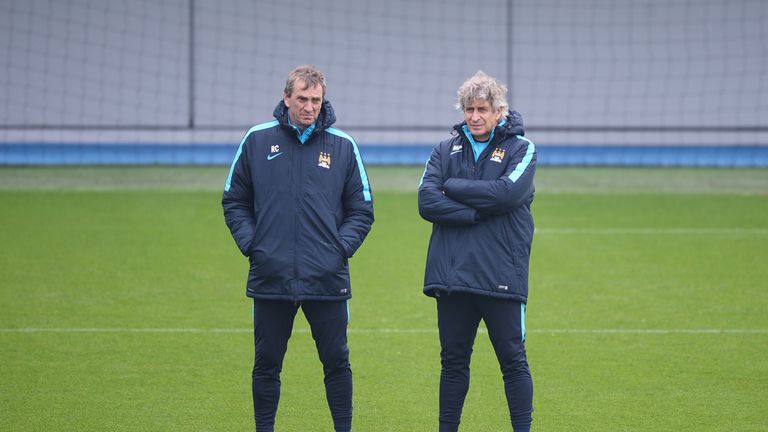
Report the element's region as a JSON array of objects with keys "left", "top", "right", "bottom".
[
  {"left": 222, "top": 100, "right": 374, "bottom": 301},
  {"left": 418, "top": 111, "right": 536, "bottom": 303}
]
